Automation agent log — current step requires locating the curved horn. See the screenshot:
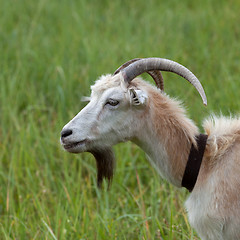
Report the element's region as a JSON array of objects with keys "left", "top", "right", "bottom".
[
  {"left": 121, "top": 57, "right": 207, "bottom": 105},
  {"left": 114, "top": 58, "right": 141, "bottom": 75},
  {"left": 114, "top": 58, "right": 164, "bottom": 91},
  {"left": 147, "top": 70, "right": 164, "bottom": 91}
]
